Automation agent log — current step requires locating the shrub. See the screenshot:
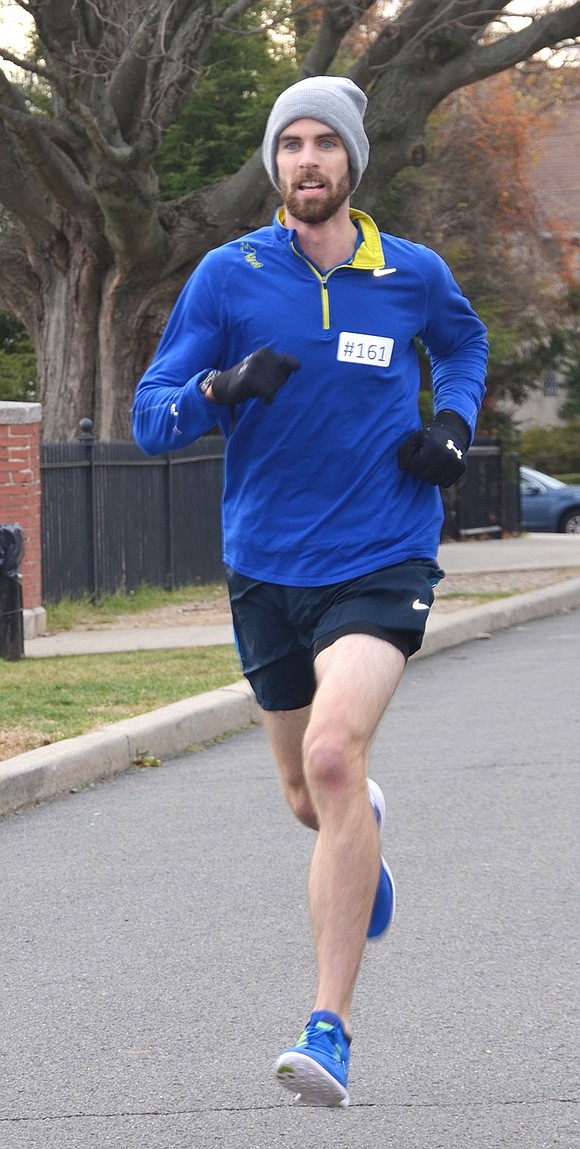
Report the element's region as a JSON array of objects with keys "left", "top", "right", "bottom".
[{"left": 520, "top": 422, "right": 580, "bottom": 475}]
